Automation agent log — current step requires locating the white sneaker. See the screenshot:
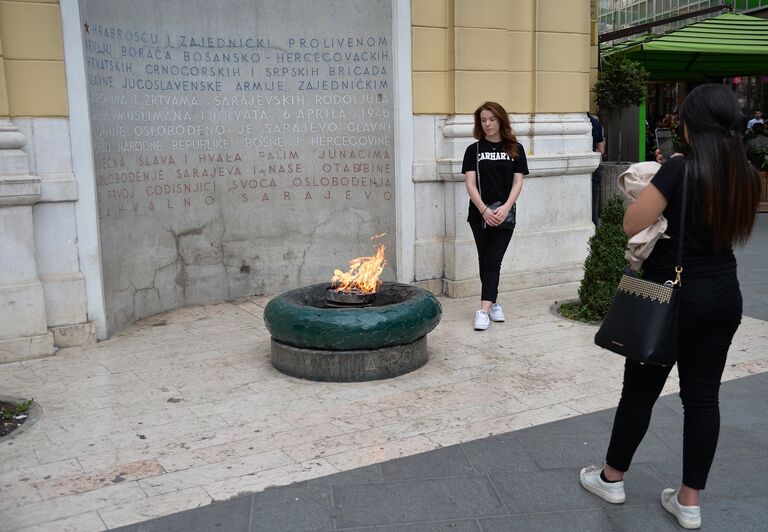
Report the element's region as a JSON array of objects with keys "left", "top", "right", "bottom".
[
  {"left": 474, "top": 310, "right": 490, "bottom": 330},
  {"left": 661, "top": 488, "right": 701, "bottom": 529},
  {"left": 489, "top": 303, "right": 505, "bottom": 322},
  {"left": 579, "top": 465, "right": 625, "bottom": 504}
]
